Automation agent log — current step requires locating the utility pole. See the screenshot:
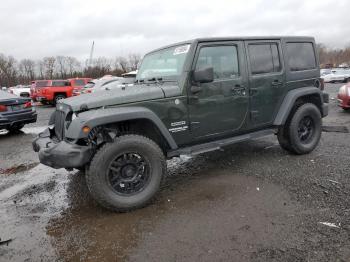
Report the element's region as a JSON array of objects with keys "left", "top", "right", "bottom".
[{"left": 89, "top": 41, "right": 95, "bottom": 67}]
